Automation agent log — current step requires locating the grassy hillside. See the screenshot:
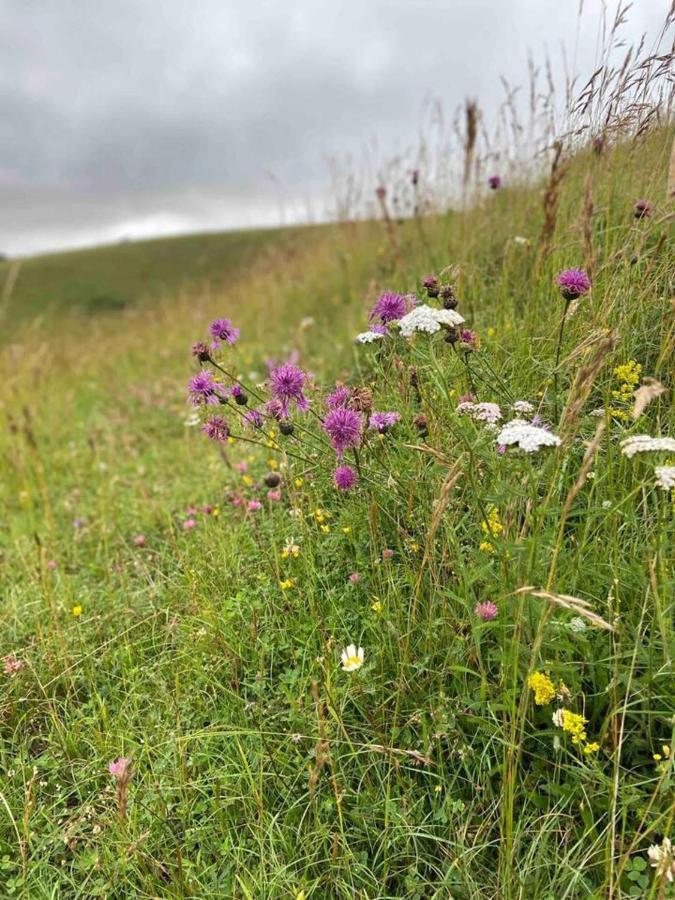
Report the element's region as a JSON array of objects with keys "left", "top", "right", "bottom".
[{"left": 0, "top": 126, "right": 673, "bottom": 899}]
